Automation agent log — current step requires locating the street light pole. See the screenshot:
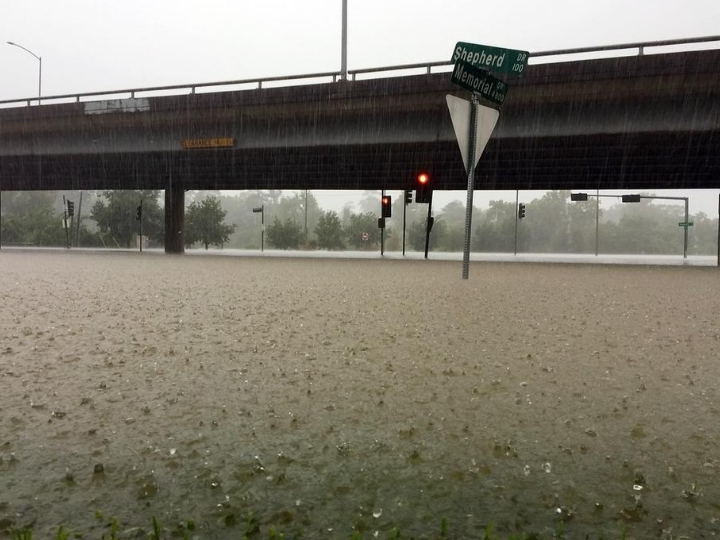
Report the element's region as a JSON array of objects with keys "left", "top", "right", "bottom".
[
  {"left": 340, "top": 0, "right": 348, "bottom": 81},
  {"left": 7, "top": 41, "right": 41, "bottom": 105}
]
